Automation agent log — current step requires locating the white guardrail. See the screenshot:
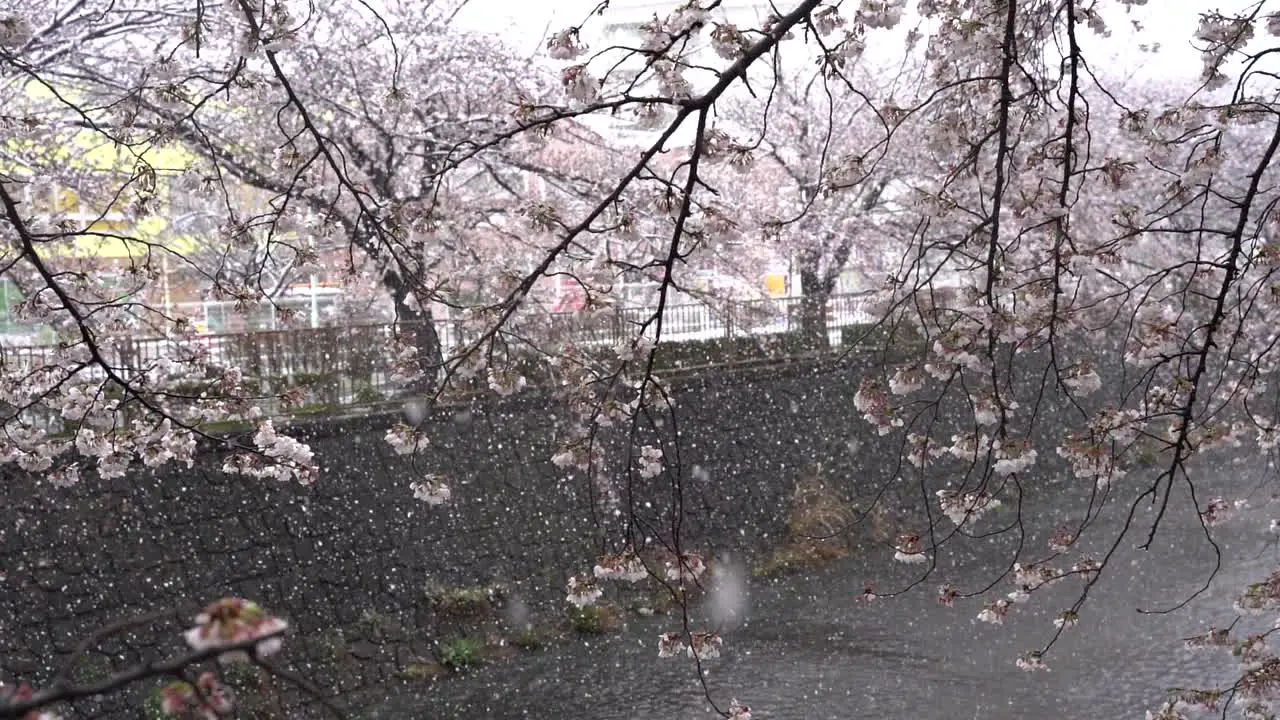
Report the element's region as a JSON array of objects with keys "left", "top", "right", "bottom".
[{"left": 0, "top": 294, "right": 877, "bottom": 379}]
